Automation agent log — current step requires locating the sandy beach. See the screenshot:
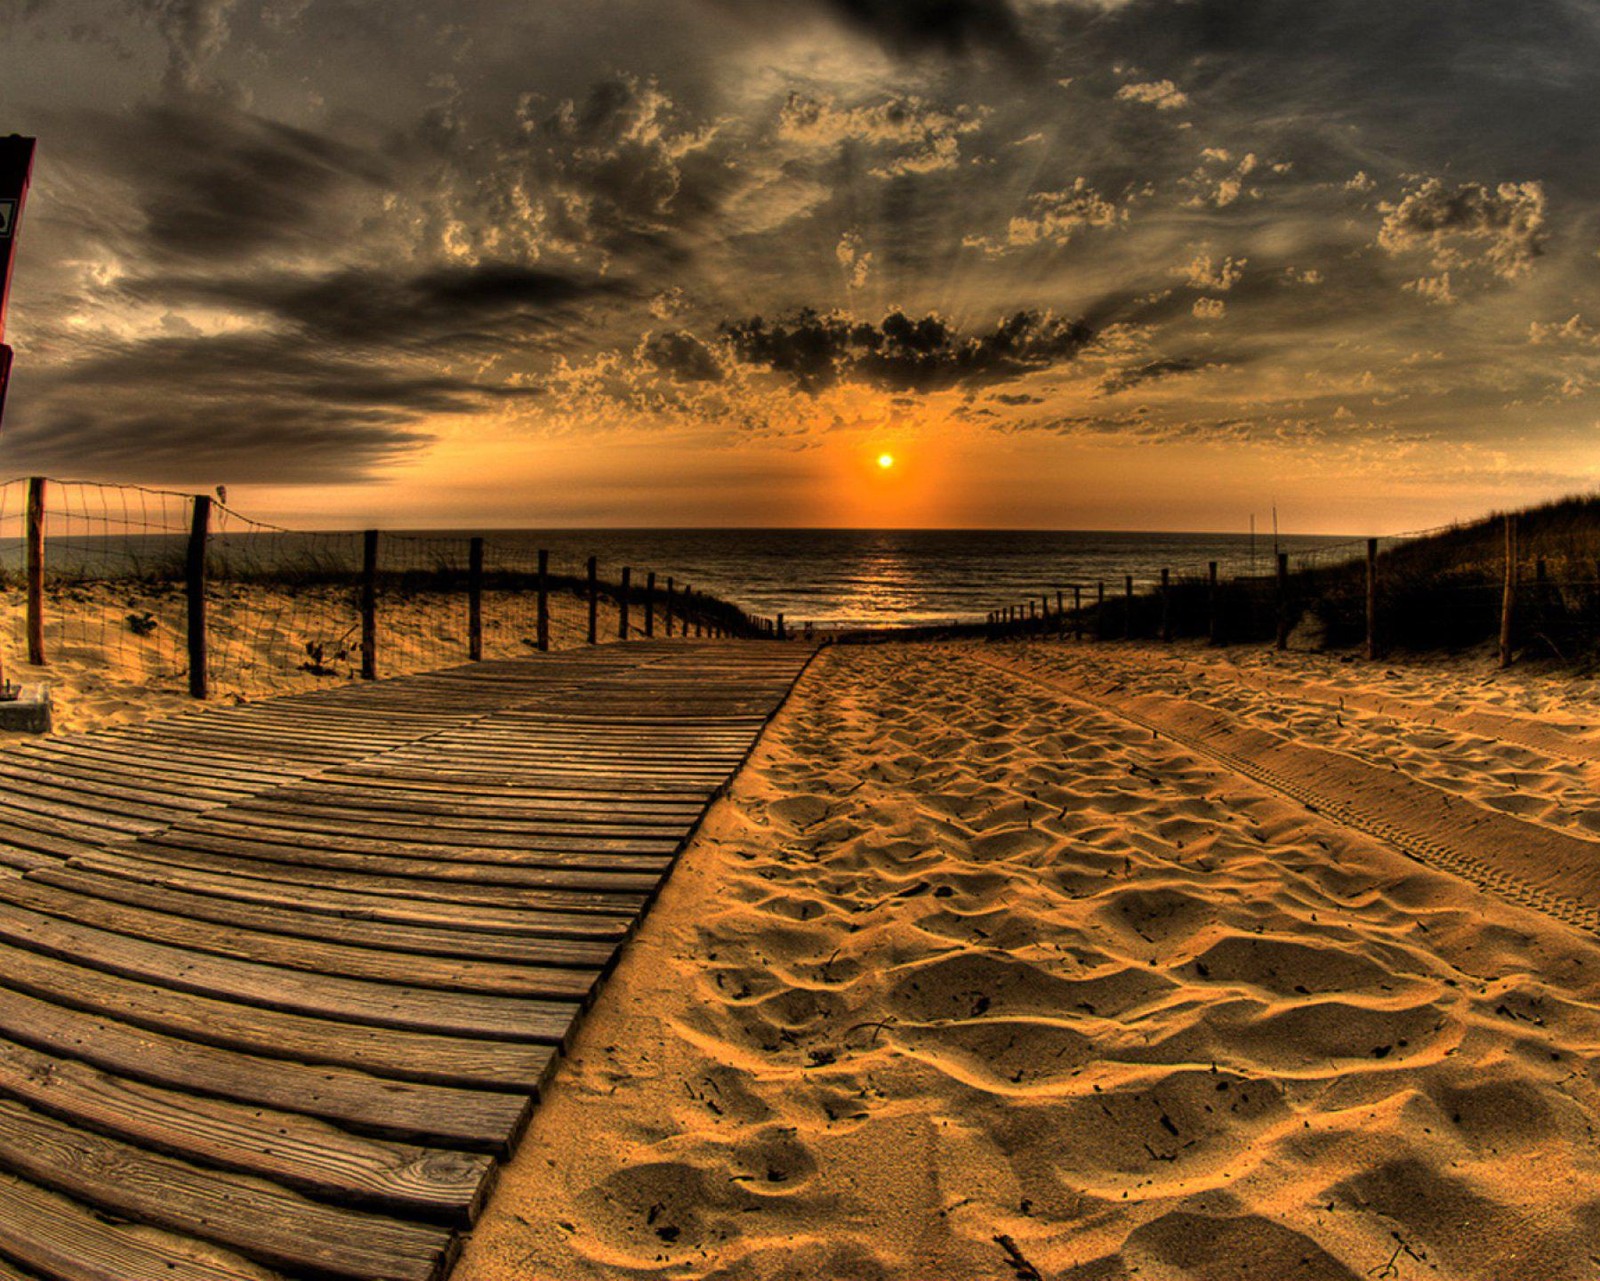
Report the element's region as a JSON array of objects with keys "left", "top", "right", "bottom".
[{"left": 454, "top": 639, "right": 1600, "bottom": 1281}]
